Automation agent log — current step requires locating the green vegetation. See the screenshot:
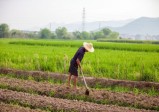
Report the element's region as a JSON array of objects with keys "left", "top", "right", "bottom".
[
  {"left": 0, "top": 24, "right": 9, "bottom": 38},
  {"left": 39, "top": 28, "right": 55, "bottom": 39},
  {"left": 9, "top": 39, "right": 159, "bottom": 52},
  {"left": 95, "top": 85, "right": 159, "bottom": 96},
  {"left": 0, "top": 23, "right": 119, "bottom": 39},
  {"left": 0, "top": 38, "right": 159, "bottom": 82},
  {"left": 97, "top": 39, "right": 159, "bottom": 44}
]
